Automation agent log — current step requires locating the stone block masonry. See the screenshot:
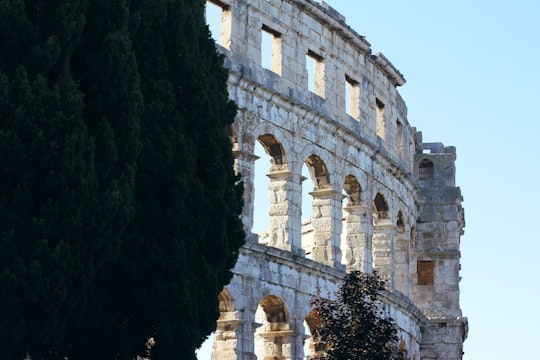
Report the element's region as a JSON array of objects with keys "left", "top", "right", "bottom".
[{"left": 208, "top": 0, "right": 467, "bottom": 359}]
